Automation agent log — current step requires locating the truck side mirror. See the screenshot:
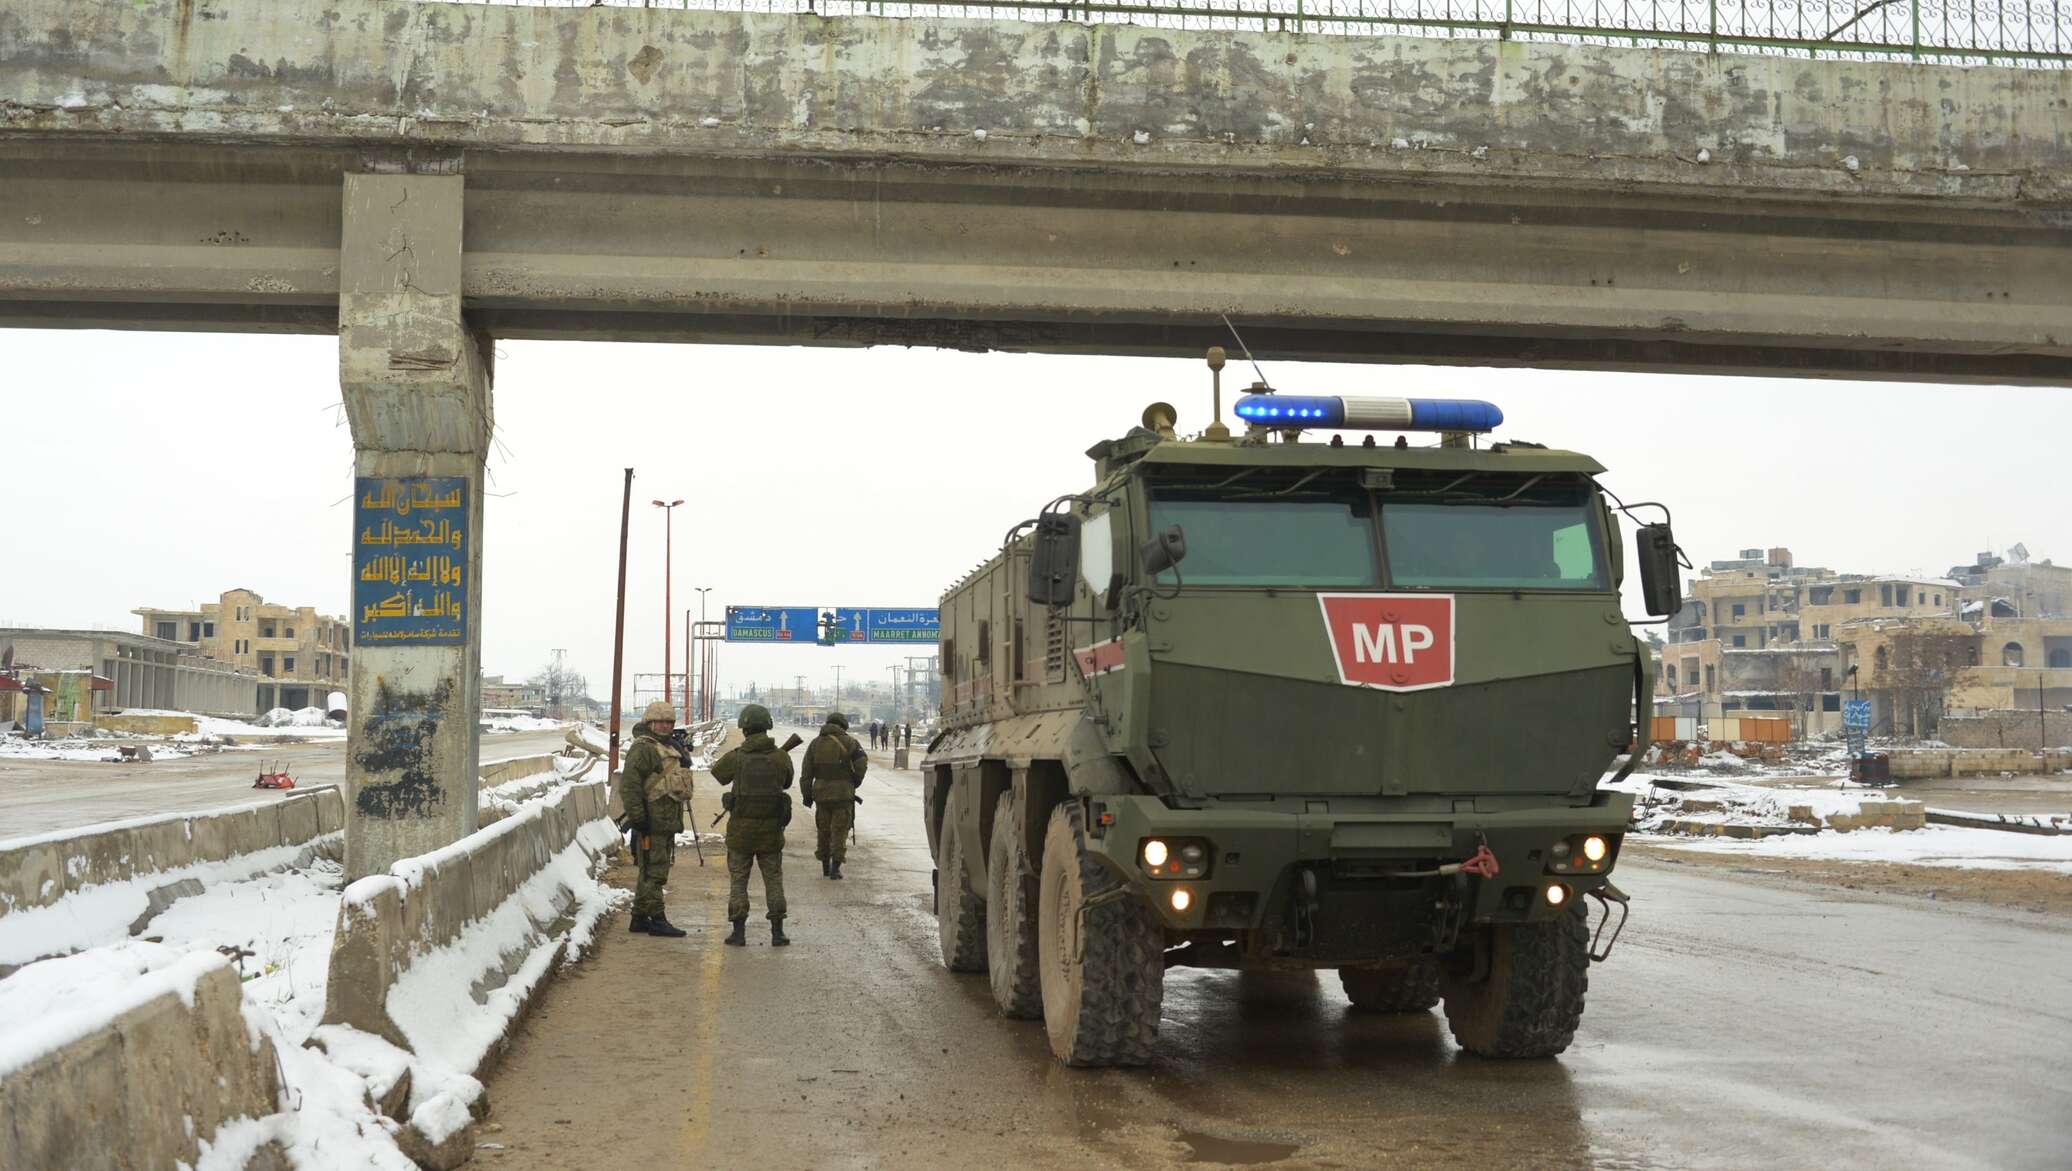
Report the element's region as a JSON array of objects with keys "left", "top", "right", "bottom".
[
  {"left": 1026, "top": 514, "right": 1080, "bottom": 607},
  {"left": 1637, "top": 523, "right": 1683, "bottom": 617},
  {"left": 1142, "top": 525, "right": 1187, "bottom": 577}
]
